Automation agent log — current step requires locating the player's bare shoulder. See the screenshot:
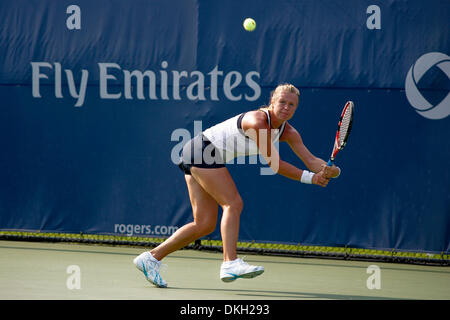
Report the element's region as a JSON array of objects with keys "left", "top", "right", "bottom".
[{"left": 242, "top": 109, "right": 269, "bottom": 131}]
